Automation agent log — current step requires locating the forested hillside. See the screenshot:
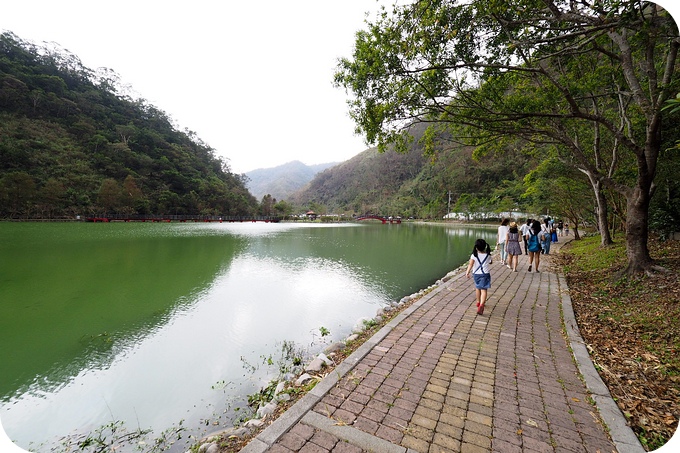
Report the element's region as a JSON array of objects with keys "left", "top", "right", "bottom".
[
  {"left": 292, "top": 123, "right": 537, "bottom": 219},
  {"left": 0, "top": 32, "right": 257, "bottom": 219}
]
